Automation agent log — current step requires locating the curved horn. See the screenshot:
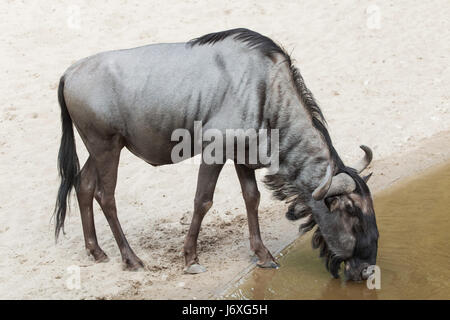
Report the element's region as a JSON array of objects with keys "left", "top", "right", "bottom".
[
  {"left": 325, "top": 173, "right": 356, "bottom": 198},
  {"left": 312, "top": 165, "right": 333, "bottom": 200},
  {"left": 353, "top": 145, "right": 373, "bottom": 173}
]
